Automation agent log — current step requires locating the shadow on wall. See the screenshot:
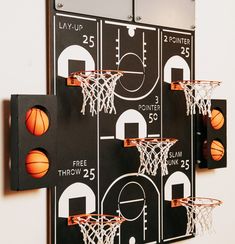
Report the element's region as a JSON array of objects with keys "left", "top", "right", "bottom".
[{"left": 3, "top": 99, "right": 12, "bottom": 195}]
